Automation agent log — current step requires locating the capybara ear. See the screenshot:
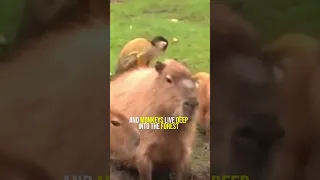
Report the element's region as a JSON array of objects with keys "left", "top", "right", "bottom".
[
  {"left": 111, "top": 120, "right": 121, "bottom": 126},
  {"left": 155, "top": 61, "right": 166, "bottom": 73}
]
